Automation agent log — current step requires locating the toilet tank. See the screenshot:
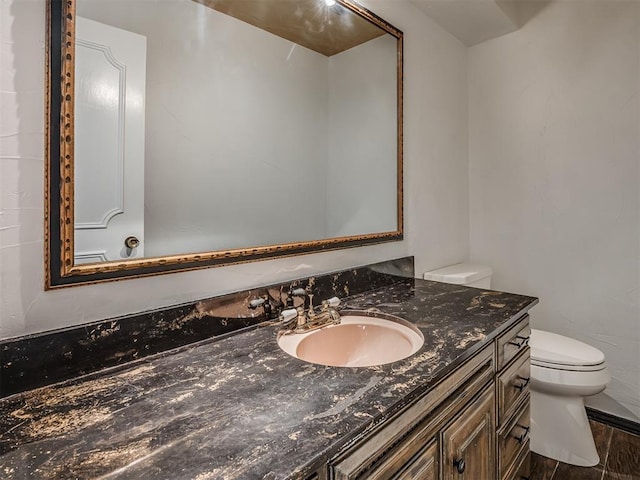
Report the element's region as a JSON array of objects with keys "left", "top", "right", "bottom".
[{"left": 423, "top": 263, "right": 493, "bottom": 289}]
